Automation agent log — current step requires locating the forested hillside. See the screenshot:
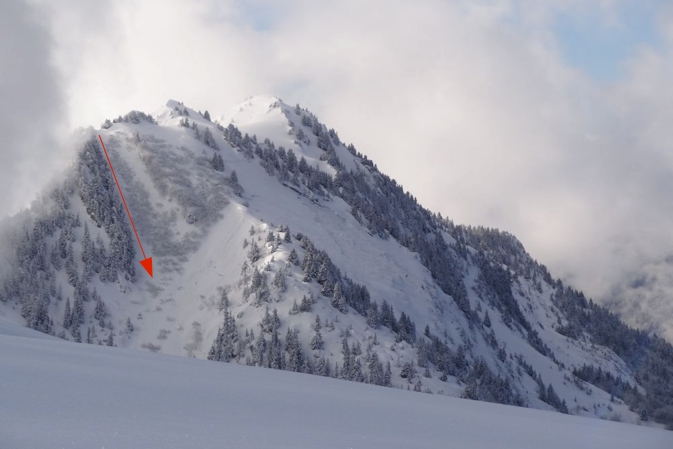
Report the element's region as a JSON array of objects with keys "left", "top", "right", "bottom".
[{"left": 1, "top": 96, "right": 672, "bottom": 429}]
